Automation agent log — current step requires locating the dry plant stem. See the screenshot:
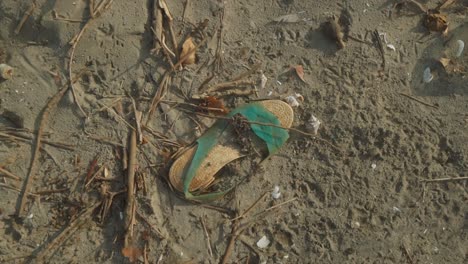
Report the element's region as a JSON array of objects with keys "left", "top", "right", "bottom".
[
  {"left": 161, "top": 100, "right": 226, "bottom": 113},
  {"left": 230, "top": 62, "right": 262, "bottom": 82},
  {"left": 0, "top": 131, "right": 75, "bottom": 150},
  {"left": 182, "top": 0, "right": 190, "bottom": 23},
  {"left": 146, "top": 72, "right": 170, "bottom": 125},
  {"left": 407, "top": 0, "right": 428, "bottom": 13},
  {"left": 200, "top": 216, "right": 214, "bottom": 258},
  {"left": 124, "top": 130, "right": 137, "bottom": 247},
  {"left": 231, "top": 192, "right": 268, "bottom": 222},
  {"left": 16, "top": 86, "right": 68, "bottom": 218},
  {"left": 136, "top": 211, "right": 165, "bottom": 239},
  {"left": 68, "top": 0, "right": 113, "bottom": 118},
  {"left": 373, "top": 29, "right": 386, "bottom": 69},
  {"left": 221, "top": 217, "right": 241, "bottom": 264},
  {"left": 213, "top": 2, "right": 226, "bottom": 72},
  {"left": 420, "top": 176, "right": 468, "bottom": 183},
  {"left": 34, "top": 202, "right": 101, "bottom": 262},
  {"left": 402, "top": 243, "right": 415, "bottom": 264},
  {"left": 14, "top": 2, "right": 36, "bottom": 35},
  {"left": 152, "top": 0, "right": 163, "bottom": 51},
  {"left": 398, "top": 92, "right": 438, "bottom": 109},
  {"left": 206, "top": 80, "right": 256, "bottom": 93},
  {"left": 437, "top": 0, "right": 457, "bottom": 10},
  {"left": 0, "top": 167, "right": 21, "bottom": 181}
]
